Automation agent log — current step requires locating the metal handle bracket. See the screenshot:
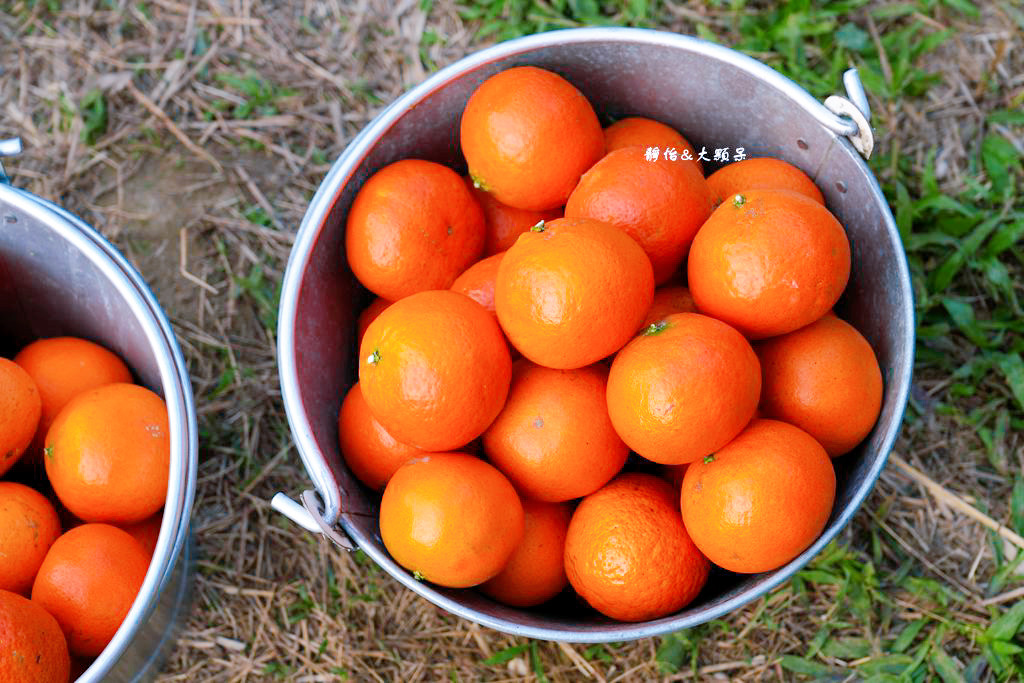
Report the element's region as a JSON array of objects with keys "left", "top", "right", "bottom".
[
  {"left": 0, "top": 138, "right": 23, "bottom": 185},
  {"left": 271, "top": 491, "right": 356, "bottom": 551},
  {"left": 822, "top": 69, "right": 874, "bottom": 159}
]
